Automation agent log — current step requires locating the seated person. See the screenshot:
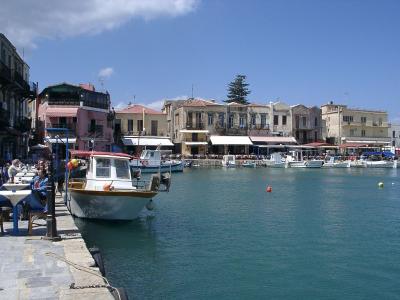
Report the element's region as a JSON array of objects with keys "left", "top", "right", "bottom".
[
  {"left": 8, "top": 159, "right": 21, "bottom": 183},
  {"left": 30, "top": 169, "right": 48, "bottom": 209}
]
